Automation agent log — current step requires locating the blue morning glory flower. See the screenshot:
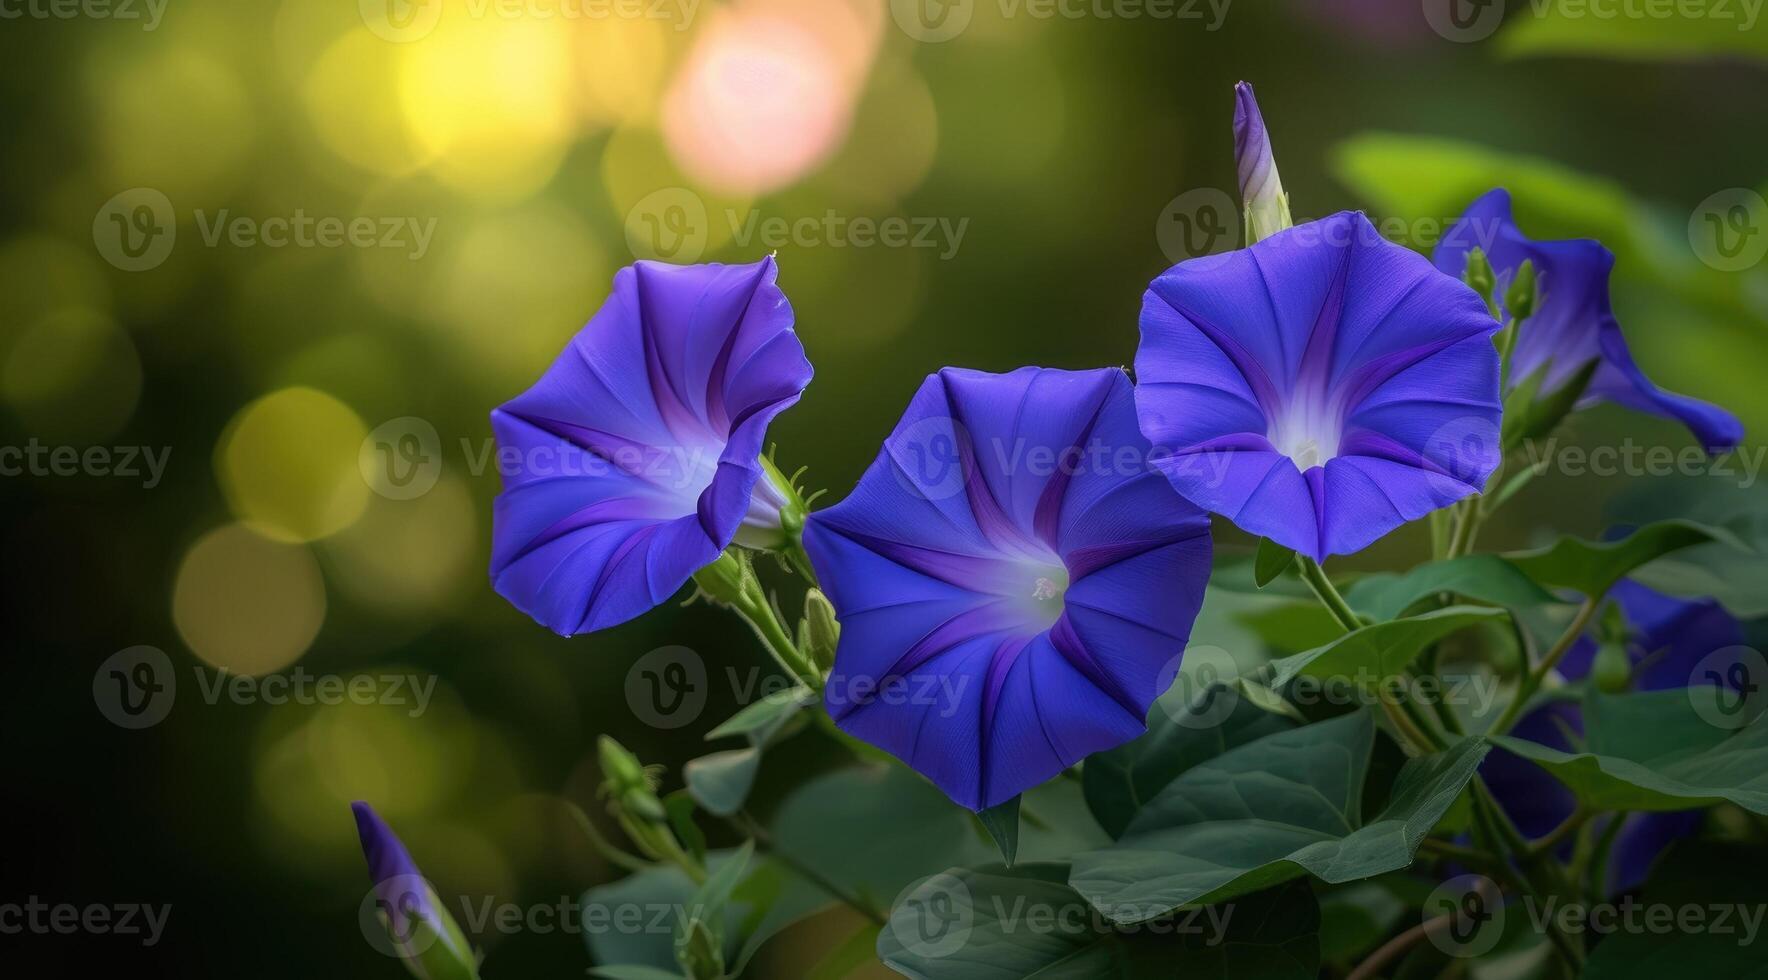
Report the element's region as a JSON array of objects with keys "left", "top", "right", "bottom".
[
  {"left": 1482, "top": 582, "right": 1744, "bottom": 893},
  {"left": 1435, "top": 189, "right": 1743, "bottom": 452},
  {"left": 352, "top": 802, "right": 480, "bottom": 980},
  {"left": 803, "top": 367, "right": 1212, "bottom": 811},
  {"left": 1234, "top": 81, "right": 1291, "bottom": 243},
  {"left": 1134, "top": 211, "right": 1502, "bottom": 562},
  {"left": 489, "top": 258, "right": 813, "bottom": 636}
]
